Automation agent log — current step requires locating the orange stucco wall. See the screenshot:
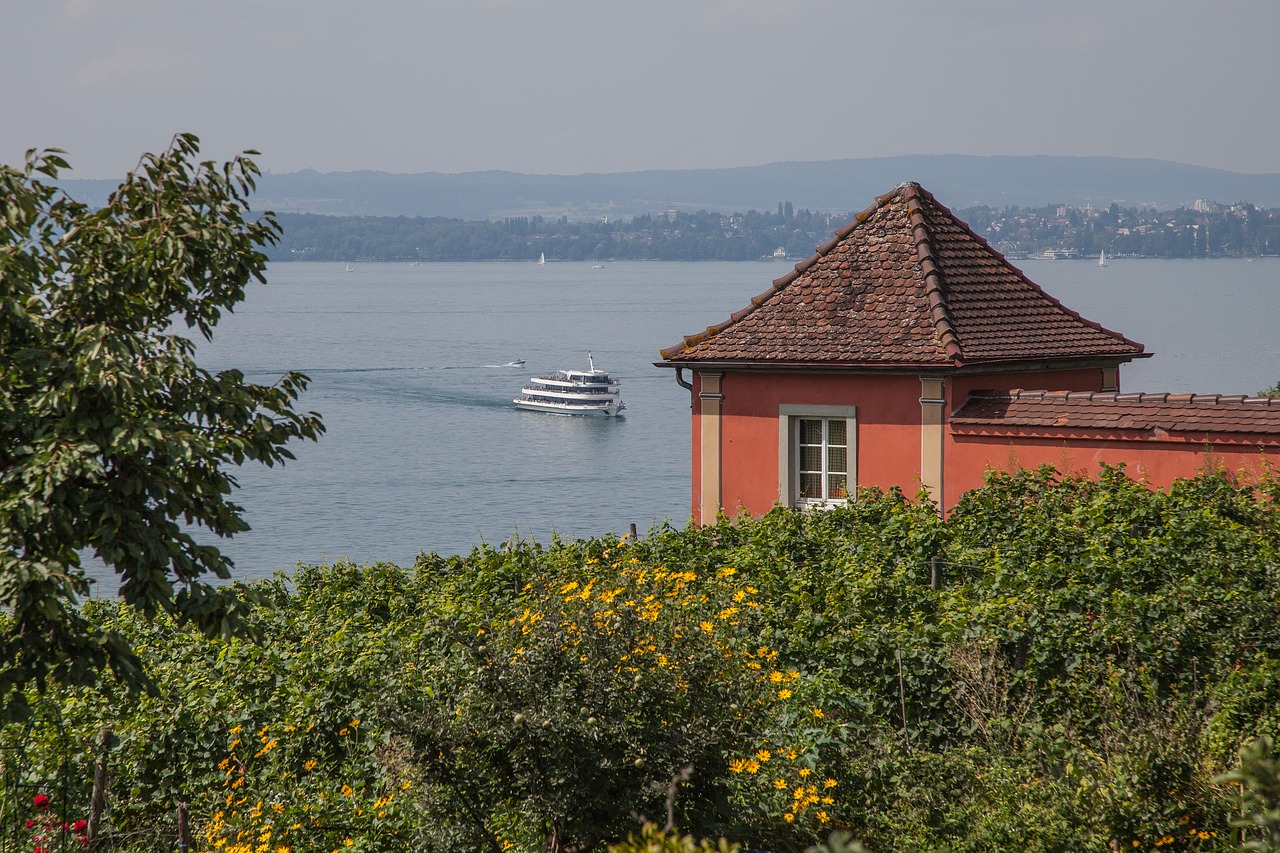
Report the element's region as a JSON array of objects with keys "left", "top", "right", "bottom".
[
  {"left": 945, "top": 432, "right": 1279, "bottom": 505},
  {"left": 720, "top": 372, "right": 923, "bottom": 516},
  {"left": 686, "top": 364, "right": 1118, "bottom": 522}
]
